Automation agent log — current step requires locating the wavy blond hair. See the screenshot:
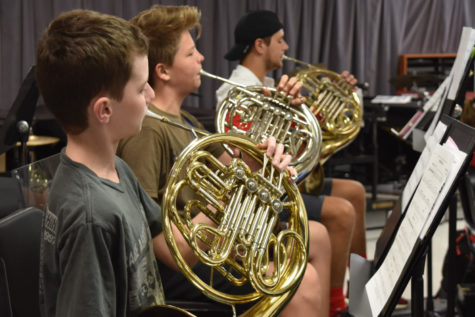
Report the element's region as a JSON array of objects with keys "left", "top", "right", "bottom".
[{"left": 131, "top": 5, "right": 201, "bottom": 87}]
